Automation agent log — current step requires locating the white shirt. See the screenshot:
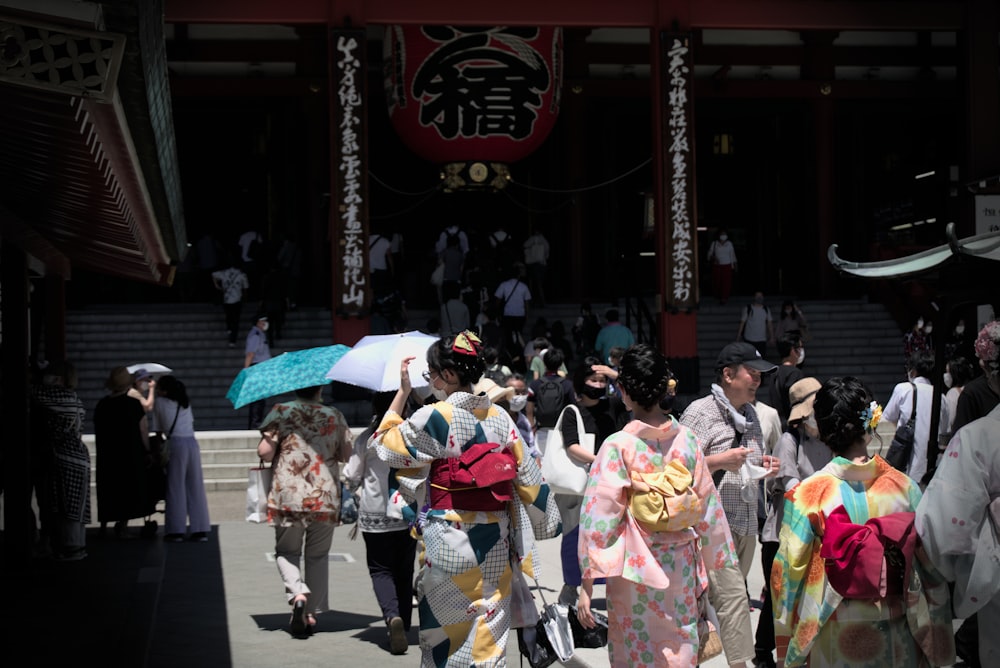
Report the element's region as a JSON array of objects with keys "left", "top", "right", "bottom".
[
  {"left": 941, "top": 386, "right": 963, "bottom": 438},
  {"left": 434, "top": 226, "right": 469, "bottom": 255},
  {"left": 709, "top": 239, "right": 737, "bottom": 265},
  {"left": 238, "top": 230, "right": 262, "bottom": 262},
  {"left": 494, "top": 278, "right": 531, "bottom": 317},
  {"left": 741, "top": 303, "right": 772, "bottom": 342},
  {"left": 882, "top": 376, "right": 935, "bottom": 484},
  {"left": 754, "top": 400, "right": 782, "bottom": 453},
  {"left": 369, "top": 234, "right": 392, "bottom": 271},
  {"left": 523, "top": 233, "right": 549, "bottom": 265}
]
